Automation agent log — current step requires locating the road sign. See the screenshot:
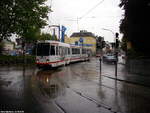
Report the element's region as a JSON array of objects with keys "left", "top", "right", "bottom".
[{"left": 79, "top": 37, "right": 84, "bottom": 43}]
